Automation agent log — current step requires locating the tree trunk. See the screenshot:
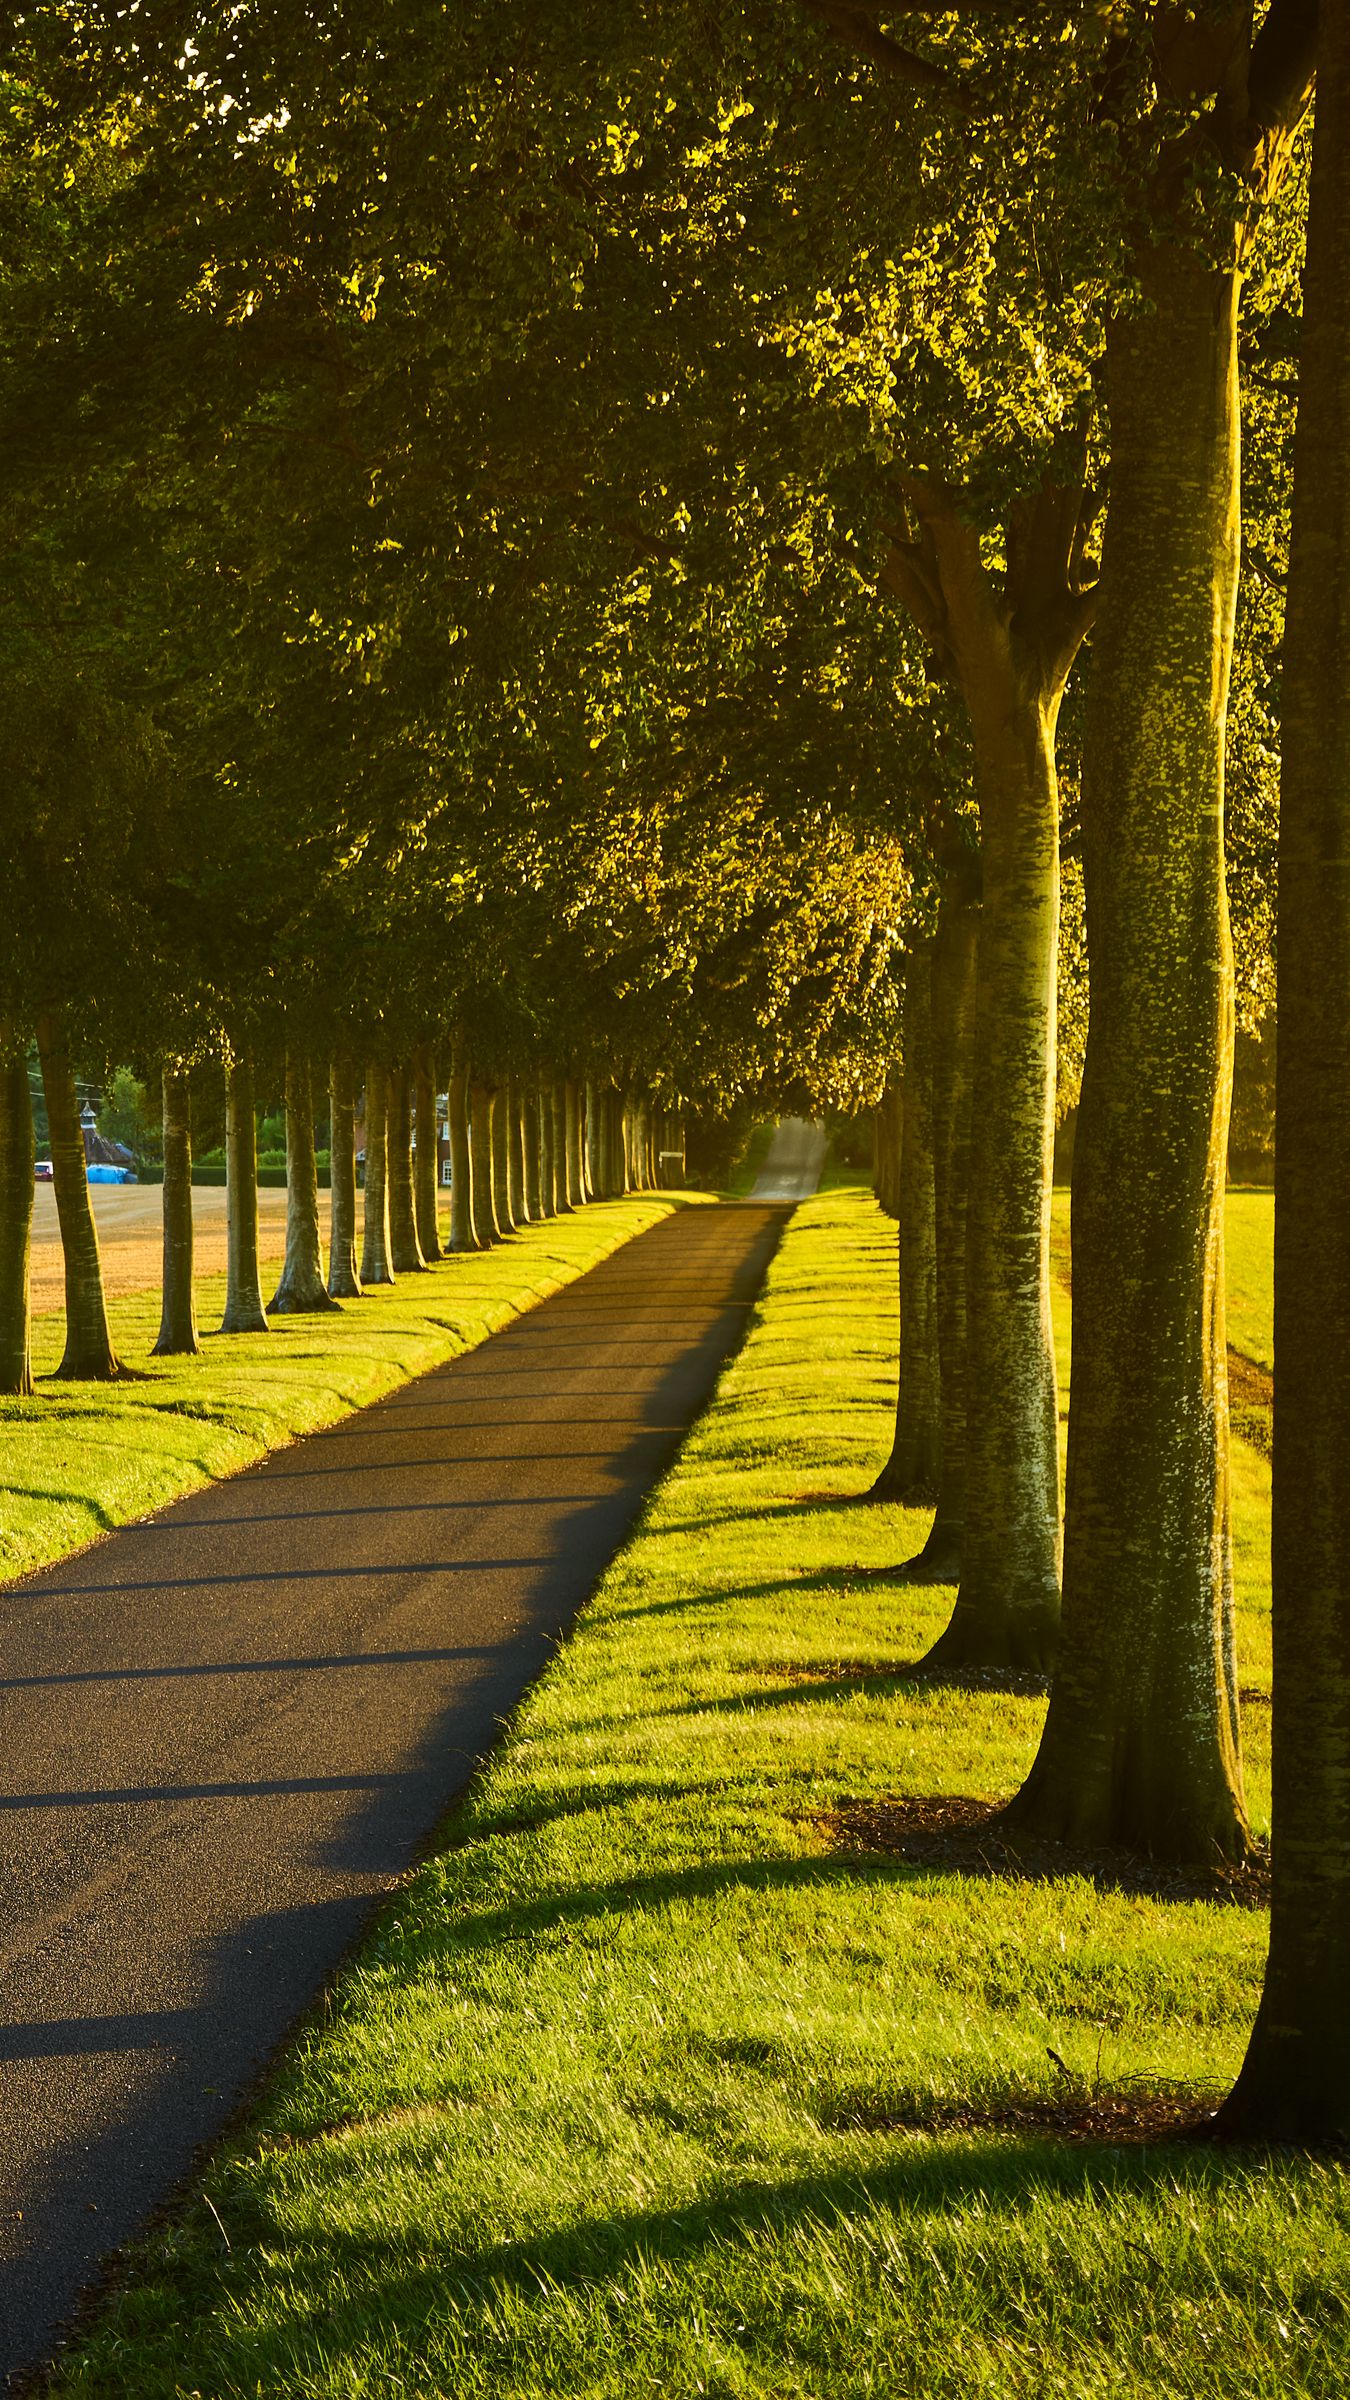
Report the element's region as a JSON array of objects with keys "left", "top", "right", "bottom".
[
  {"left": 413, "top": 1045, "right": 443, "bottom": 1262},
  {"left": 270, "top": 1052, "right": 337, "bottom": 1313},
  {"left": 469, "top": 1080, "right": 503, "bottom": 1246},
  {"left": 387, "top": 1060, "right": 426, "bottom": 1273},
  {"left": 926, "top": 696, "right": 1062, "bottom": 1671},
  {"left": 551, "top": 1081, "right": 574, "bottom": 1212},
  {"left": 327, "top": 1055, "right": 363, "bottom": 1298},
  {"left": 874, "top": 1074, "right": 902, "bottom": 1219},
  {"left": 222, "top": 1053, "right": 268, "bottom": 1334},
  {"left": 585, "top": 1081, "right": 604, "bottom": 1199},
  {"left": 897, "top": 872, "right": 978, "bottom": 1579},
  {"left": 154, "top": 1066, "right": 198, "bottom": 1355},
  {"left": 507, "top": 1078, "right": 529, "bottom": 1224},
  {"left": 37, "top": 1013, "right": 120, "bottom": 1379},
  {"left": 523, "top": 1081, "right": 543, "bottom": 1220},
  {"left": 1219, "top": 7, "right": 1350, "bottom": 2135},
  {"left": 564, "top": 1078, "right": 585, "bottom": 1208},
  {"left": 447, "top": 1048, "right": 477, "bottom": 1251},
  {"left": 360, "top": 1062, "right": 395, "bottom": 1287},
  {"left": 538, "top": 1073, "right": 557, "bottom": 1216},
  {"left": 872, "top": 951, "right": 940, "bottom": 1501},
  {"left": 0, "top": 1027, "right": 34, "bottom": 1396},
  {"left": 491, "top": 1081, "right": 515, "bottom": 1230},
  {"left": 1007, "top": 252, "right": 1248, "bottom": 1861}
]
